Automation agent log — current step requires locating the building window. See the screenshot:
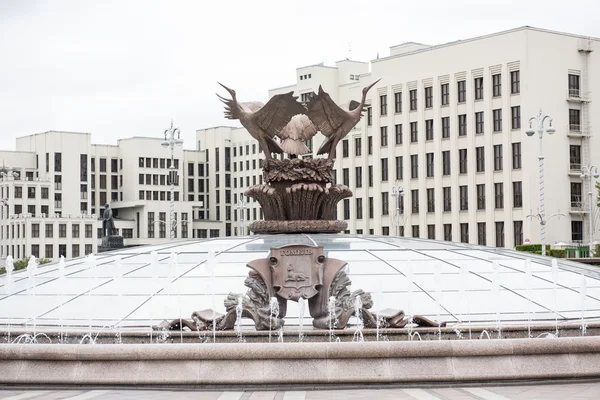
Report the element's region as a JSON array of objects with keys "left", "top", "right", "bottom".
[
  {"left": 478, "top": 222, "right": 486, "bottom": 245},
  {"left": 425, "top": 119, "right": 433, "bottom": 141},
  {"left": 368, "top": 136, "right": 373, "bottom": 155},
  {"left": 512, "top": 143, "right": 522, "bottom": 169},
  {"left": 41, "top": 187, "right": 48, "bottom": 199},
  {"left": 72, "top": 244, "right": 80, "bottom": 259},
  {"left": 492, "top": 74, "right": 502, "bottom": 97},
  {"left": 572, "top": 221, "right": 583, "bottom": 242},
  {"left": 494, "top": 183, "right": 504, "bottom": 209},
  {"left": 354, "top": 137, "right": 362, "bottom": 156},
  {"left": 356, "top": 198, "right": 363, "bottom": 219},
  {"left": 568, "top": 74, "right": 580, "bottom": 97},
  {"left": 460, "top": 223, "right": 469, "bottom": 243},
  {"left": 444, "top": 224, "right": 452, "bottom": 241},
  {"left": 342, "top": 140, "right": 349, "bottom": 157},
  {"left": 458, "top": 114, "right": 467, "bottom": 136},
  {"left": 493, "top": 109, "right": 502, "bottom": 132},
  {"left": 381, "top": 158, "right": 388, "bottom": 181},
  {"left": 45, "top": 223, "right": 53, "bottom": 238},
  {"left": 428, "top": 224, "right": 435, "bottom": 240},
  {"left": 31, "top": 224, "right": 39, "bottom": 238},
  {"left": 395, "top": 156, "right": 403, "bottom": 180},
  {"left": 14, "top": 186, "right": 22, "bottom": 199},
  {"left": 148, "top": 212, "right": 155, "bottom": 238},
  {"left": 368, "top": 166, "right": 373, "bottom": 187},
  {"left": 367, "top": 107, "right": 372, "bottom": 126},
  {"left": 475, "top": 111, "right": 484, "bottom": 134},
  {"left": 493, "top": 145, "right": 503, "bottom": 171},
  {"left": 457, "top": 80, "right": 466, "bottom": 103},
  {"left": 426, "top": 153, "right": 434, "bottom": 177},
  {"left": 45, "top": 244, "right": 53, "bottom": 259},
  {"left": 59, "top": 224, "right": 66, "bottom": 238},
  {"left": 425, "top": 86, "right": 433, "bottom": 108},
  {"left": 395, "top": 124, "right": 402, "bottom": 145},
  {"left": 514, "top": 221, "right": 523, "bottom": 246},
  {"left": 394, "top": 92, "right": 402, "bottom": 113},
  {"left": 368, "top": 197, "right": 374, "bottom": 218},
  {"left": 412, "top": 225, "right": 420, "bottom": 238},
  {"left": 355, "top": 167, "right": 362, "bottom": 188},
  {"left": 410, "top": 122, "right": 418, "bottom": 143},
  {"left": 343, "top": 199, "right": 350, "bottom": 220},
  {"left": 476, "top": 147, "right": 485, "bottom": 172},
  {"left": 27, "top": 187, "right": 36, "bottom": 199},
  {"left": 410, "top": 154, "right": 418, "bottom": 179},
  {"left": 442, "top": 151, "right": 451, "bottom": 175},
  {"left": 72, "top": 224, "right": 80, "bottom": 238},
  {"left": 569, "top": 109, "right": 581, "bottom": 131},
  {"left": 511, "top": 106, "right": 521, "bottom": 129},
  {"left": 427, "top": 188, "right": 435, "bottom": 212},
  {"left": 380, "top": 127, "right": 388, "bottom": 147},
  {"left": 510, "top": 70, "right": 520, "bottom": 94},
  {"left": 570, "top": 145, "right": 582, "bottom": 171},
  {"left": 477, "top": 184, "right": 485, "bottom": 210},
  {"left": 459, "top": 149, "right": 468, "bottom": 174},
  {"left": 382, "top": 192, "right": 389, "bottom": 215},
  {"left": 441, "top": 83, "right": 449, "bottom": 105},
  {"left": 443, "top": 187, "right": 451, "bottom": 212},
  {"left": 411, "top": 189, "right": 419, "bottom": 213},
  {"left": 442, "top": 117, "right": 450, "bottom": 138},
  {"left": 380, "top": 95, "right": 387, "bottom": 116},
  {"left": 409, "top": 89, "right": 417, "bottom": 111},
  {"left": 495, "top": 222, "right": 505, "bottom": 247},
  {"left": 459, "top": 185, "right": 468, "bottom": 210},
  {"left": 571, "top": 182, "right": 583, "bottom": 209},
  {"left": 474, "top": 77, "right": 483, "bottom": 100}
]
